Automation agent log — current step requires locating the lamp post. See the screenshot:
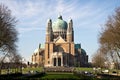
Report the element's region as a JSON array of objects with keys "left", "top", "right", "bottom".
[{"left": 20, "top": 57, "right": 25, "bottom": 74}]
